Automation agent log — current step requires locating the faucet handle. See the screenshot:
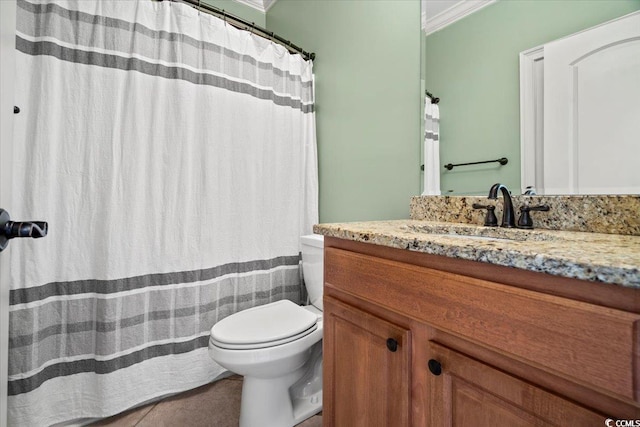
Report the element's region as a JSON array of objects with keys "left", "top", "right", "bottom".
[
  {"left": 472, "top": 203, "right": 498, "bottom": 227},
  {"left": 517, "top": 205, "right": 550, "bottom": 229}
]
